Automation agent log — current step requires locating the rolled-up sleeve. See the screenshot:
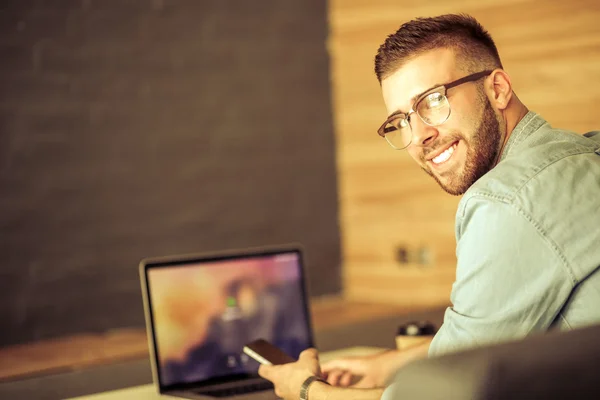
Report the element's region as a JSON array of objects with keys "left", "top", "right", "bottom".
[{"left": 429, "top": 195, "right": 574, "bottom": 357}]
